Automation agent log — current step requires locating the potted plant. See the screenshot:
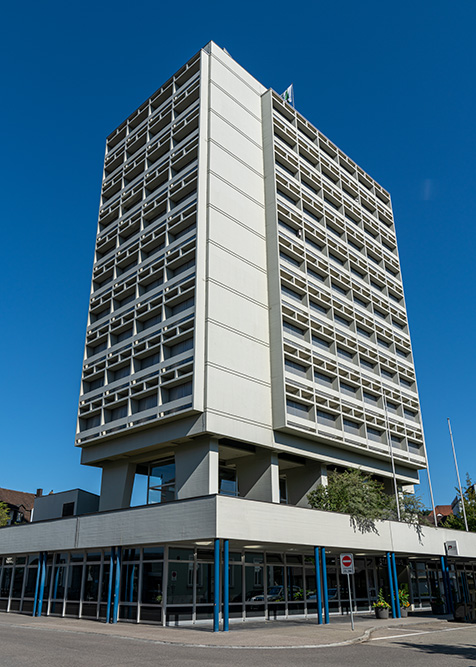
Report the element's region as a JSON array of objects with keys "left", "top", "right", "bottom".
[
  {"left": 373, "top": 588, "right": 391, "bottom": 619},
  {"left": 398, "top": 588, "right": 410, "bottom": 617}
]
